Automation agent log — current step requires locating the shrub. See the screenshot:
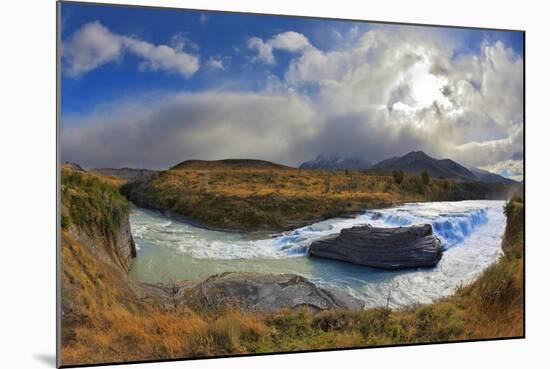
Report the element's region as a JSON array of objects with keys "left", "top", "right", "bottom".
[
  {"left": 61, "top": 213, "right": 70, "bottom": 230},
  {"left": 61, "top": 169, "right": 130, "bottom": 241},
  {"left": 268, "top": 309, "right": 311, "bottom": 338},
  {"left": 392, "top": 170, "right": 404, "bottom": 185},
  {"left": 502, "top": 199, "right": 524, "bottom": 259},
  {"left": 312, "top": 310, "right": 359, "bottom": 332},
  {"left": 413, "top": 176, "right": 425, "bottom": 194},
  {"left": 475, "top": 260, "right": 519, "bottom": 311},
  {"left": 358, "top": 308, "right": 390, "bottom": 339},
  {"left": 421, "top": 171, "right": 430, "bottom": 185},
  {"left": 414, "top": 303, "right": 464, "bottom": 341}
]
